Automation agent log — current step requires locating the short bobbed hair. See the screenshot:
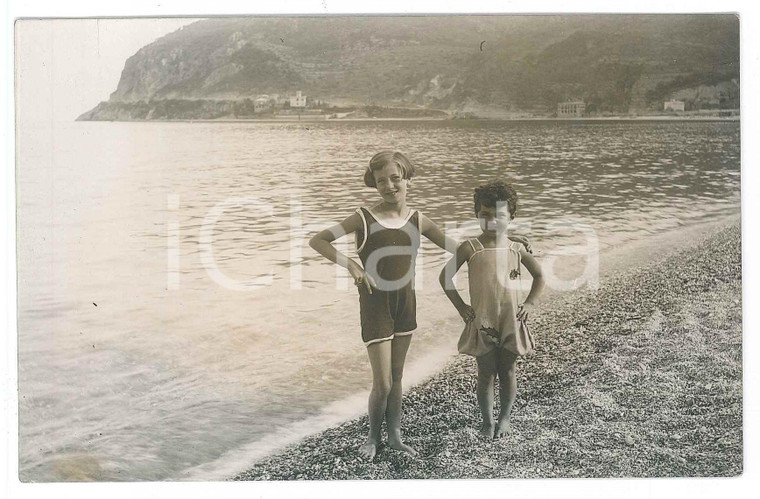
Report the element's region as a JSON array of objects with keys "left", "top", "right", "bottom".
[
  {"left": 473, "top": 180, "right": 518, "bottom": 220},
  {"left": 364, "top": 151, "right": 416, "bottom": 188}
]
